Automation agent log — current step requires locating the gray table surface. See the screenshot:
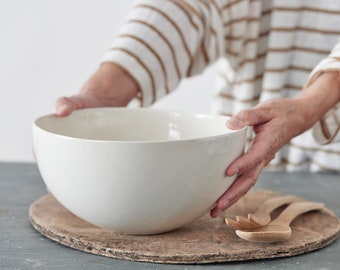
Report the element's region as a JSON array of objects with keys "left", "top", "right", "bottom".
[{"left": 1, "top": 162, "right": 340, "bottom": 270}]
